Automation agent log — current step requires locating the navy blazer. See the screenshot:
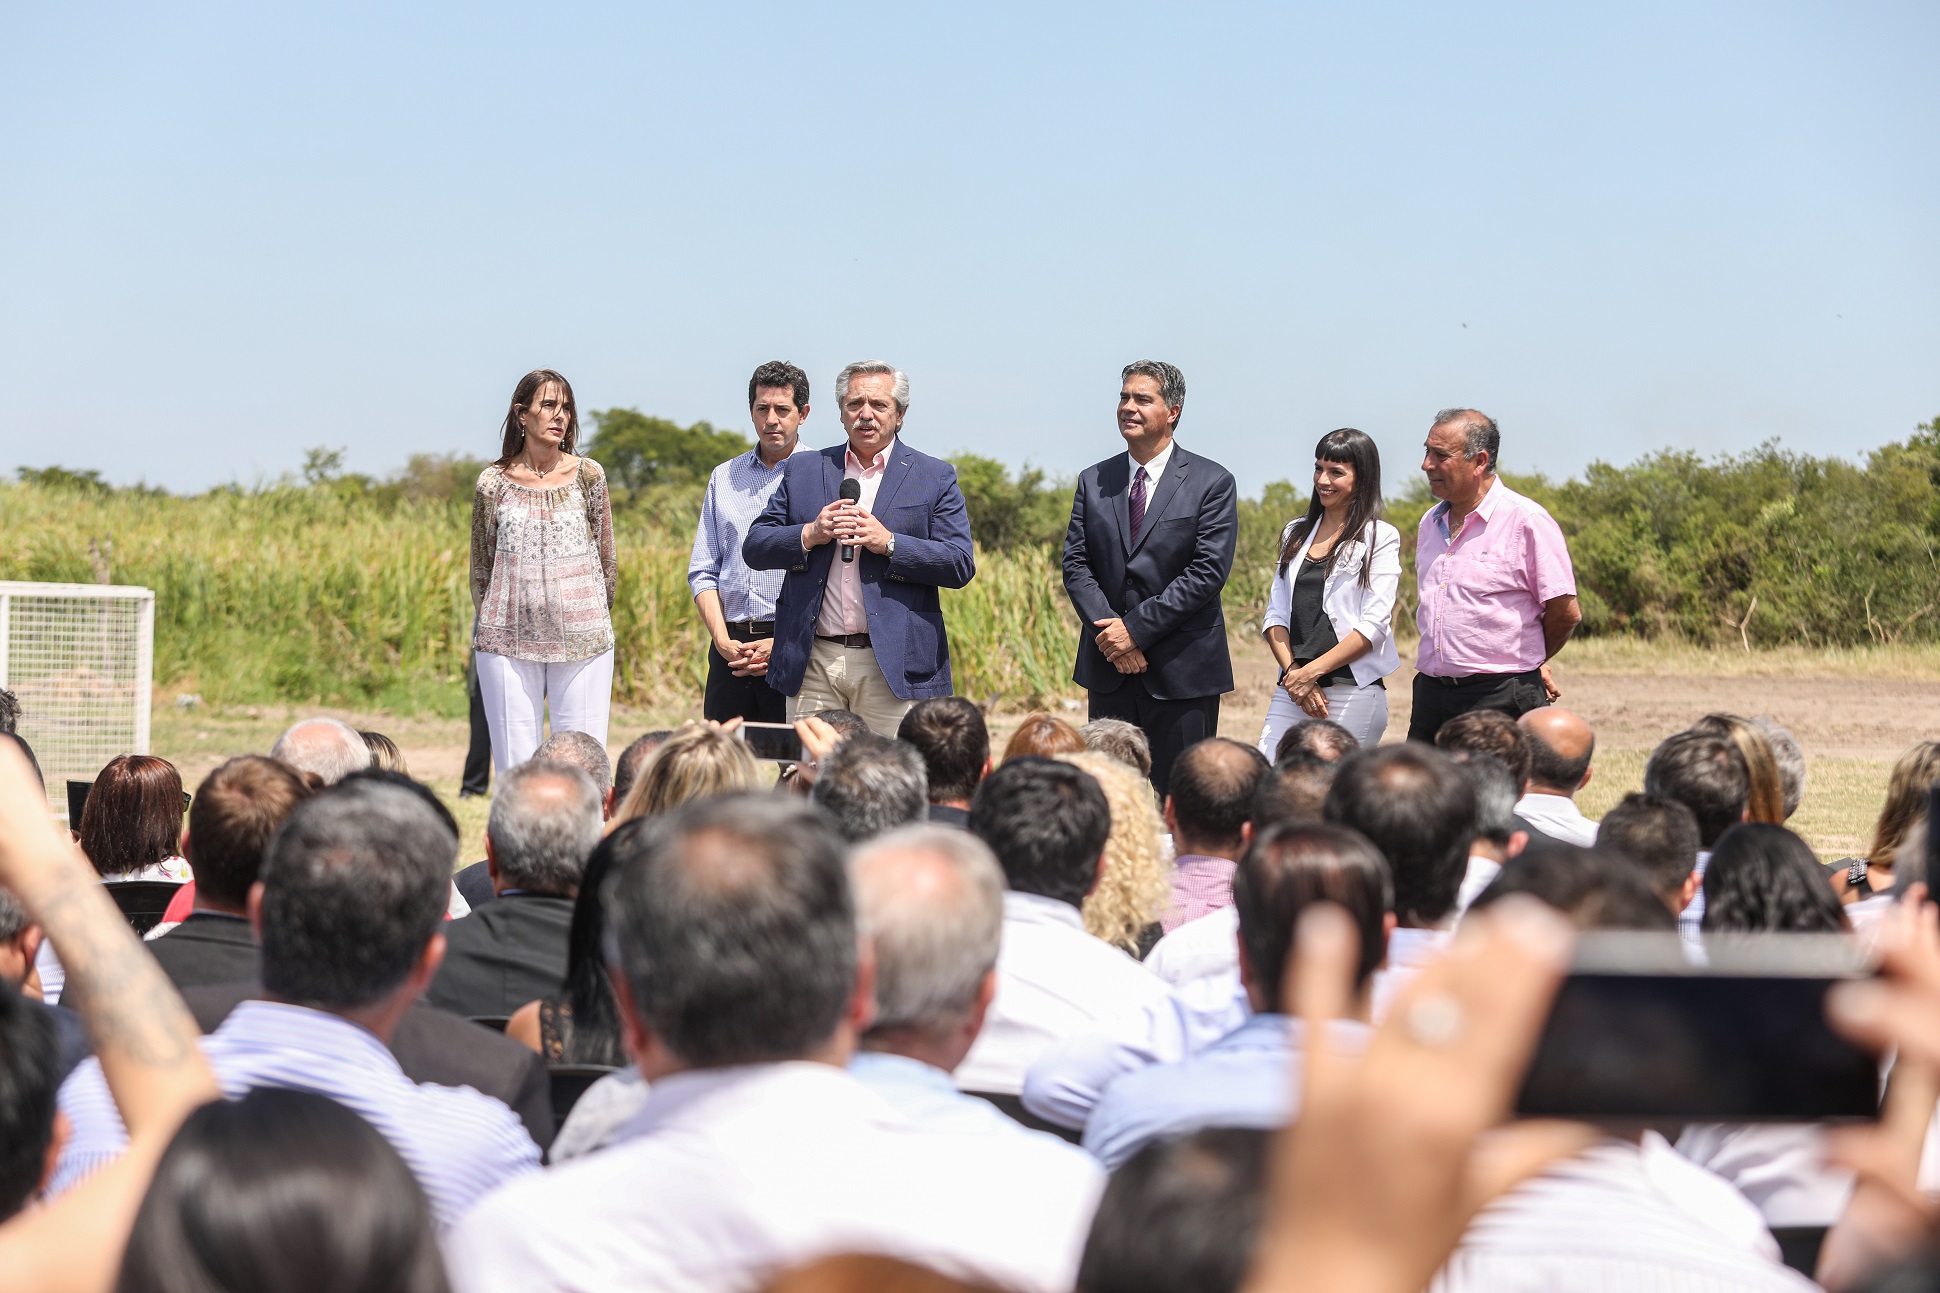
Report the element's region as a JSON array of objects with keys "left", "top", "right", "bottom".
[
  {"left": 1062, "top": 445, "right": 1239, "bottom": 700},
  {"left": 742, "top": 439, "right": 976, "bottom": 701}
]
